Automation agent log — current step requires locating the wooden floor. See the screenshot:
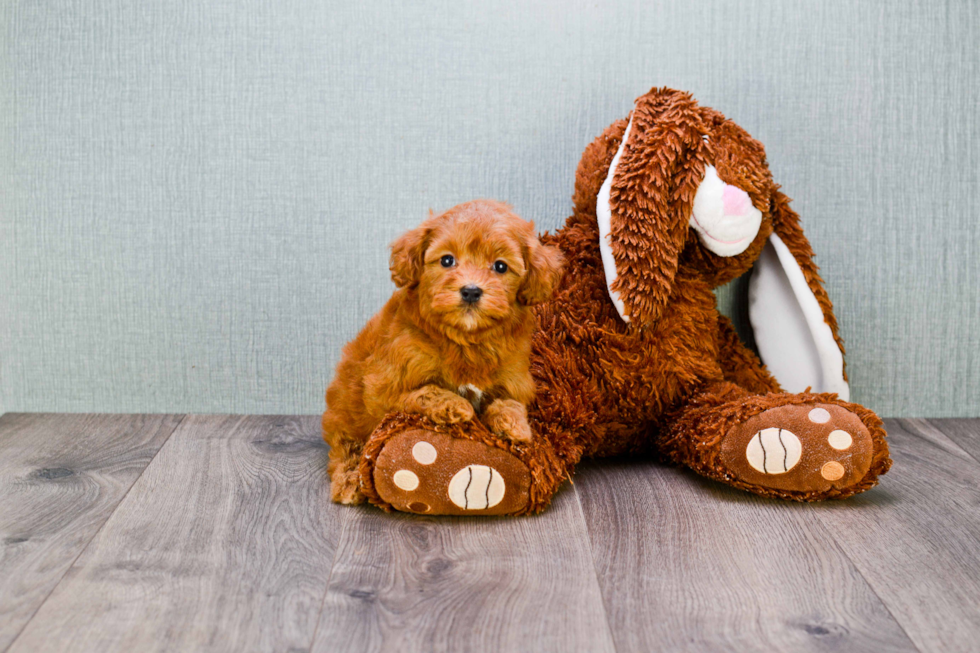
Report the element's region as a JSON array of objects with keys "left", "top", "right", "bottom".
[{"left": 1, "top": 415, "right": 979, "bottom": 652}]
